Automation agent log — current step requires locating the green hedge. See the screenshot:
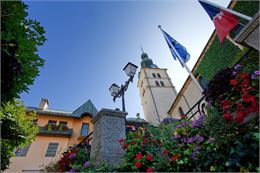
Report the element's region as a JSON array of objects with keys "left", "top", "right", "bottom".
[{"left": 195, "top": 1, "right": 259, "bottom": 80}]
